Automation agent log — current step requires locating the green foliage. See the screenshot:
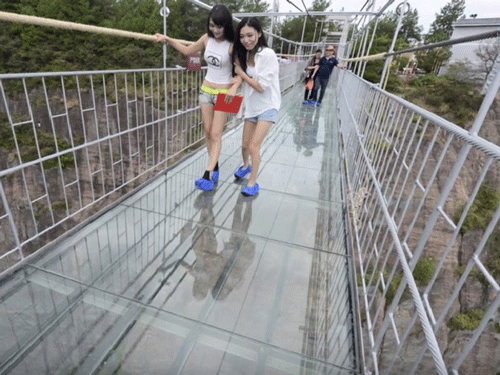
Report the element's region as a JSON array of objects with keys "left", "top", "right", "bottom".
[
  {"left": 52, "top": 201, "right": 68, "bottom": 211},
  {"left": 359, "top": 11, "right": 420, "bottom": 86},
  {"left": 405, "top": 73, "right": 482, "bottom": 126},
  {"left": 363, "top": 60, "right": 385, "bottom": 84},
  {"left": 0, "top": 0, "right": 163, "bottom": 73},
  {"left": 364, "top": 257, "right": 437, "bottom": 307},
  {"left": 456, "top": 265, "right": 466, "bottom": 278},
  {"left": 277, "top": 0, "right": 330, "bottom": 44},
  {"left": 0, "top": 112, "right": 74, "bottom": 169},
  {"left": 356, "top": 272, "right": 364, "bottom": 288},
  {"left": 453, "top": 182, "right": 500, "bottom": 234},
  {"left": 447, "top": 309, "right": 485, "bottom": 331},
  {"left": 427, "top": 0, "right": 465, "bottom": 41},
  {"left": 0, "top": 0, "right": 277, "bottom": 73},
  {"left": 400, "top": 9, "right": 423, "bottom": 43},
  {"left": 445, "top": 60, "right": 474, "bottom": 82},
  {"left": 416, "top": 0, "right": 465, "bottom": 73},
  {"left": 413, "top": 256, "right": 435, "bottom": 287},
  {"left": 485, "top": 226, "right": 500, "bottom": 280},
  {"left": 415, "top": 47, "right": 452, "bottom": 74},
  {"left": 385, "top": 272, "right": 404, "bottom": 306},
  {"left": 384, "top": 72, "right": 404, "bottom": 93},
  {"left": 408, "top": 73, "right": 439, "bottom": 87}
]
